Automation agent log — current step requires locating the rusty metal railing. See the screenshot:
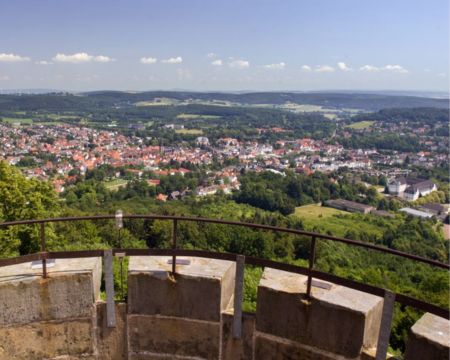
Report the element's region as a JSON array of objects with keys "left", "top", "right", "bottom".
[{"left": 0, "top": 214, "right": 448, "bottom": 320}]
